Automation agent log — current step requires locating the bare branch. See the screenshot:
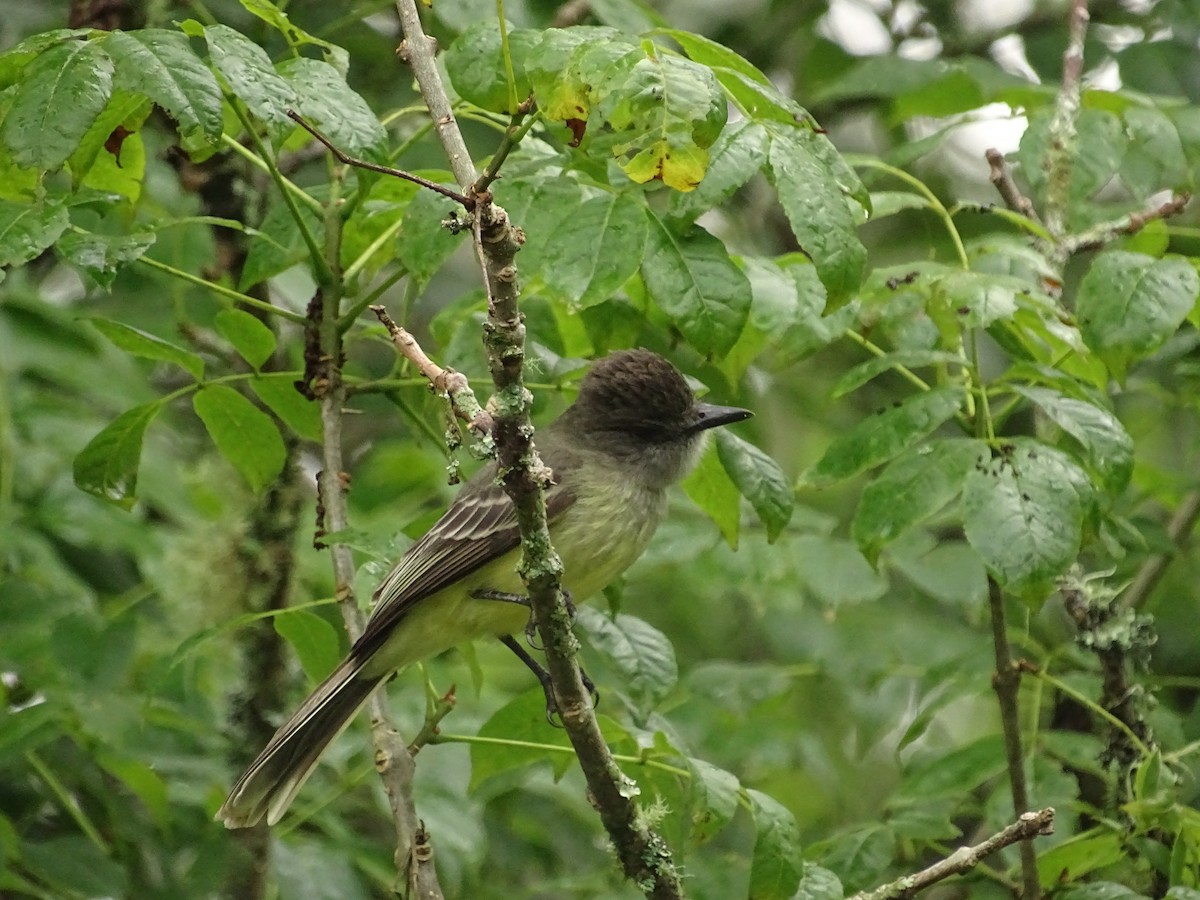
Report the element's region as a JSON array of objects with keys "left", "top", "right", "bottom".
[
  {"left": 393, "top": 3, "right": 477, "bottom": 189},
  {"left": 988, "top": 578, "right": 1042, "bottom": 900},
  {"left": 986, "top": 148, "right": 1041, "bottom": 223},
  {"left": 286, "top": 109, "right": 472, "bottom": 209},
  {"left": 1060, "top": 193, "right": 1192, "bottom": 257},
  {"left": 850, "top": 808, "right": 1056, "bottom": 900},
  {"left": 370, "top": 305, "right": 496, "bottom": 439}
]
